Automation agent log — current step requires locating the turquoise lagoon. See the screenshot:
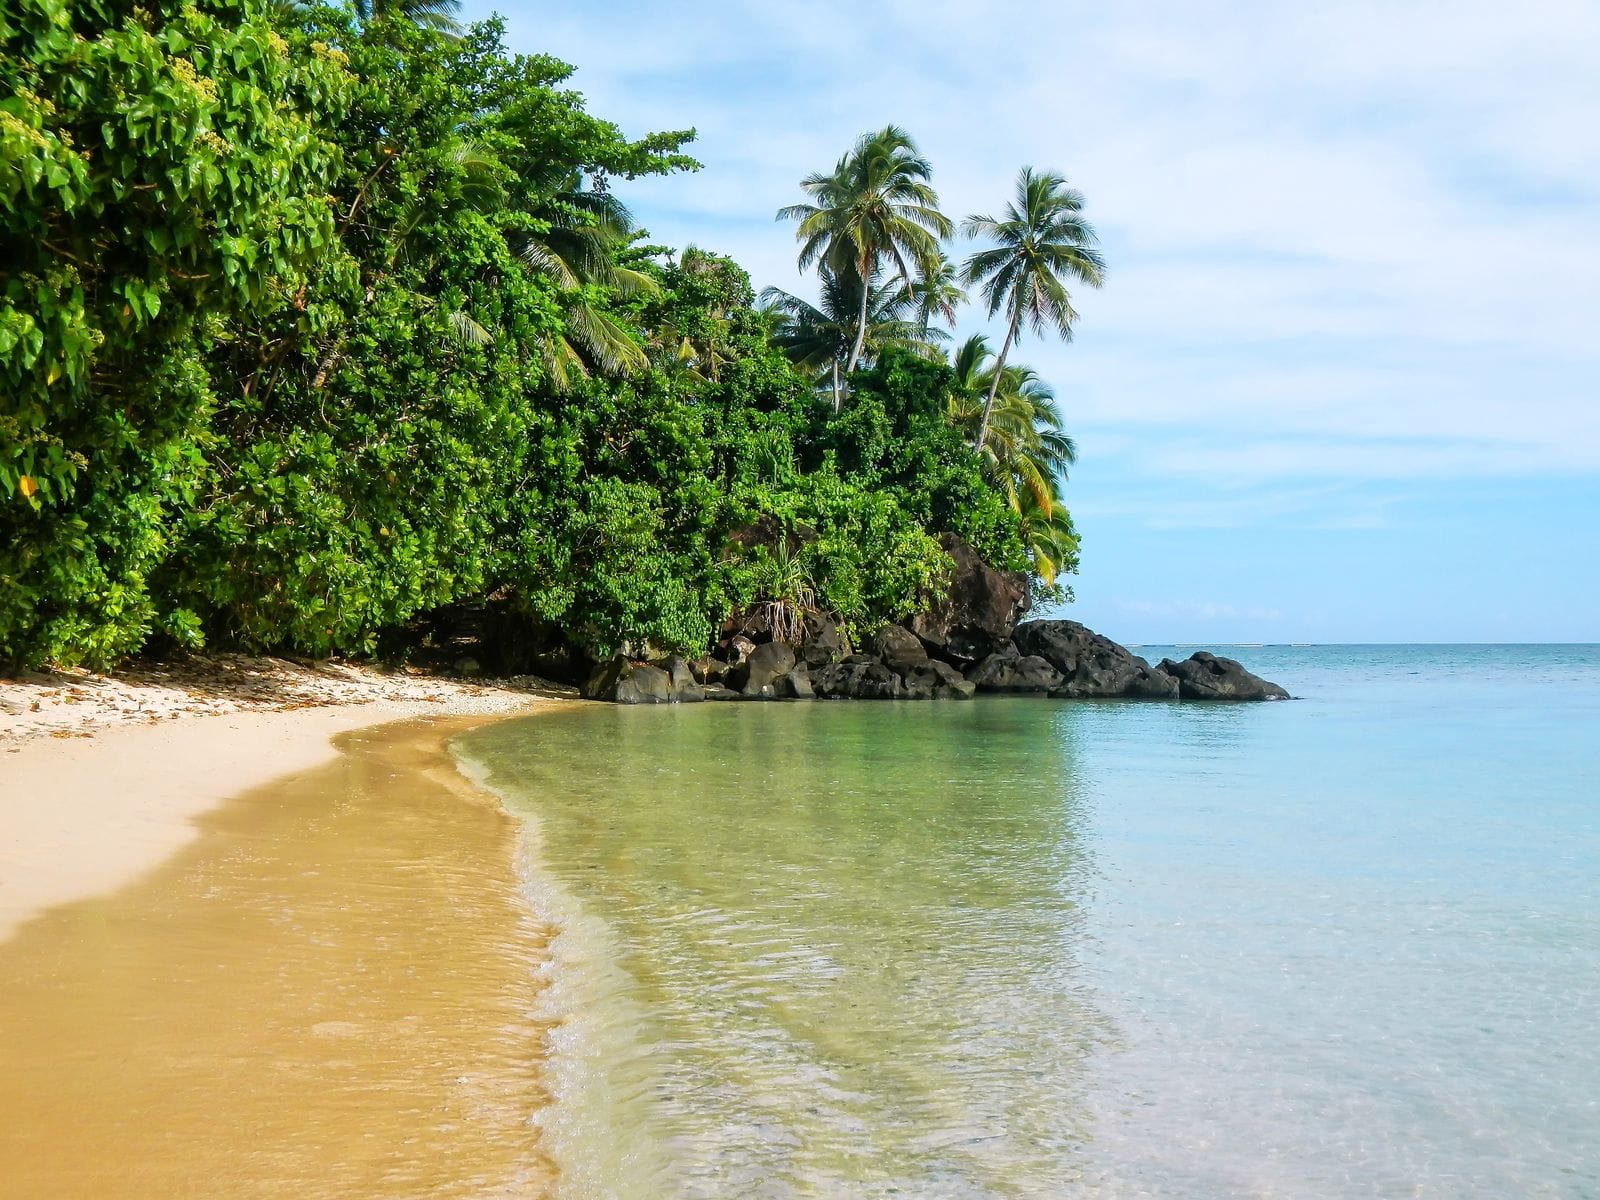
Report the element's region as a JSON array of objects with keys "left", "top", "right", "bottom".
[{"left": 458, "top": 645, "right": 1600, "bottom": 1198}]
